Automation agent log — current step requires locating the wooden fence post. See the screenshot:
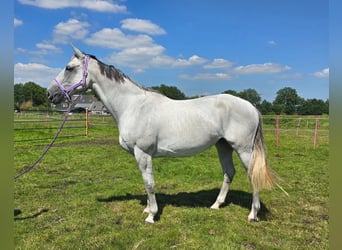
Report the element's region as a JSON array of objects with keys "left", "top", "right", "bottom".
[
  {"left": 296, "top": 118, "right": 301, "bottom": 136},
  {"left": 313, "top": 117, "right": 319, "bottom": 149},
  {"left": 86, "top": 108, "right": 89, "bottom": 137},
  {"left": 275, "top": 115, "right": 279, "bottom": 148}
]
